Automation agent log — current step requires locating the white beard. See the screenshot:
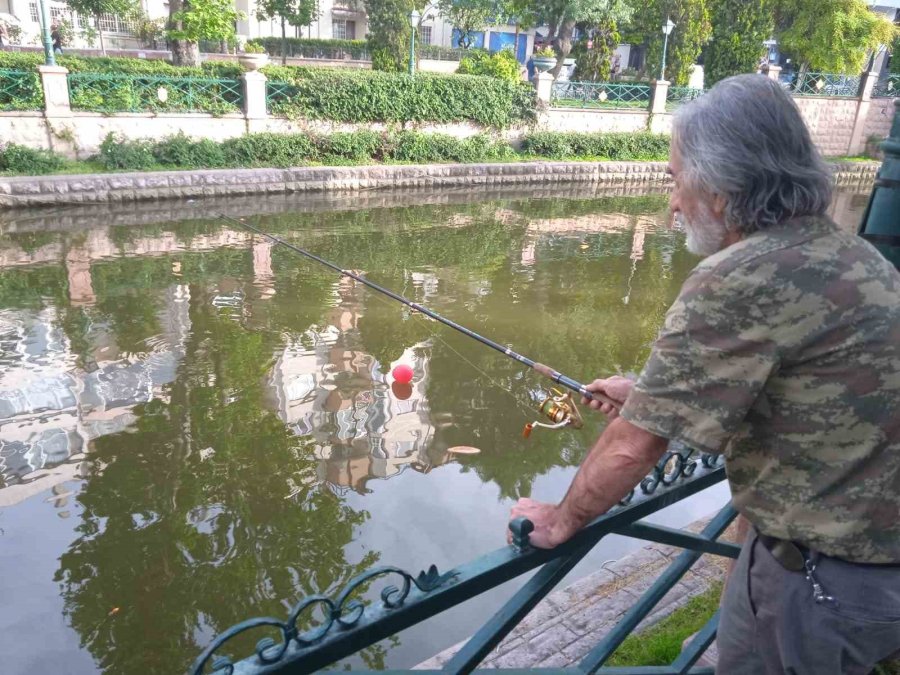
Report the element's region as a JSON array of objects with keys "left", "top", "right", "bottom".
[{"left": 676, "top": 206, "right": 730, "bottom": 257}]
